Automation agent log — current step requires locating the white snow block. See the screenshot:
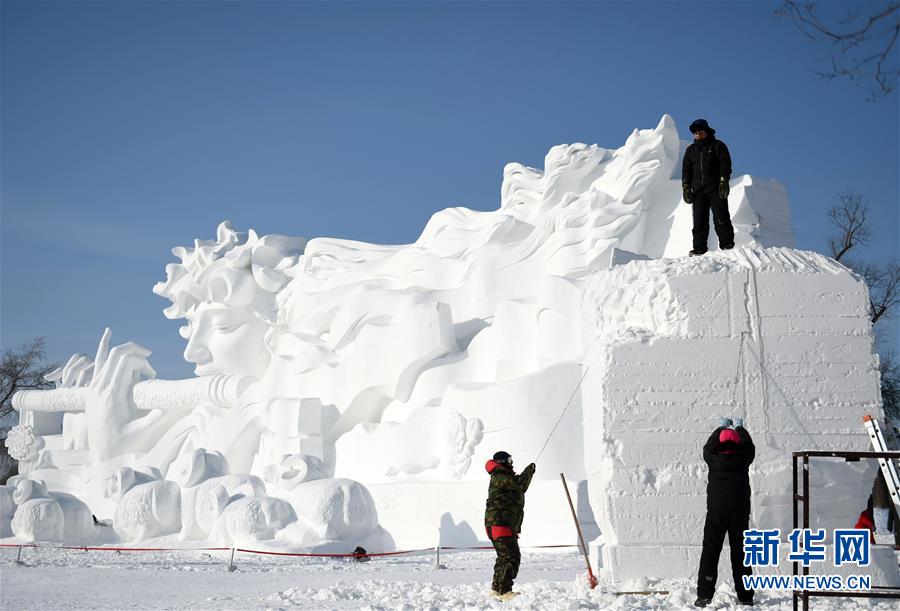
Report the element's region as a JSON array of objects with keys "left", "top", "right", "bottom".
[
  {"left": 267, "top": 398, "right": 324, "bottom": 436},
  {"left": 366, "top": 479, "right": 596, "bottom": 550},
  {"left": 583, "top": 248, "right": 881, "bottom": 580},
  {"left": 48, "top": 491, "right": 94, "bottom": 540},
  {"left": 0, "top": 485, "right": 14, "bottom": 537}
]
